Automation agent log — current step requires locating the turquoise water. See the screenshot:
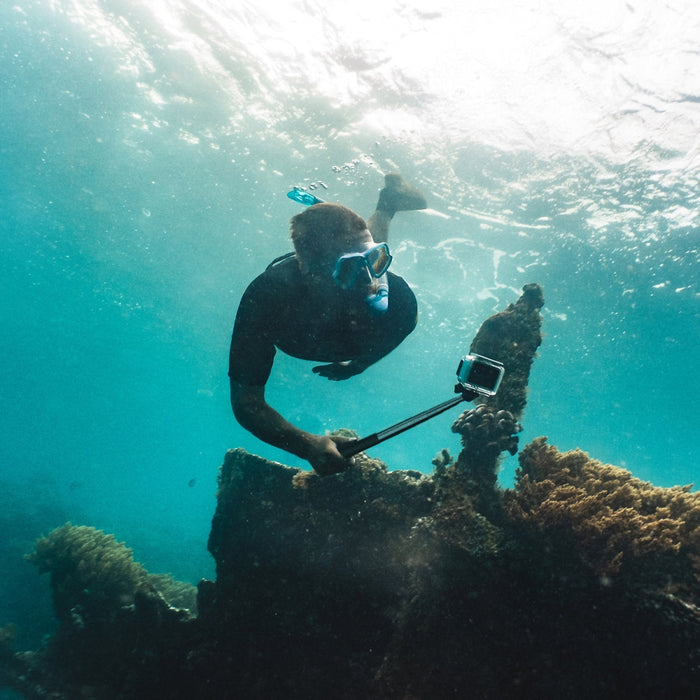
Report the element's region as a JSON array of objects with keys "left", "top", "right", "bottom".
[{"left": 1, "top": 0, "right": 698, "bottom": 650}]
